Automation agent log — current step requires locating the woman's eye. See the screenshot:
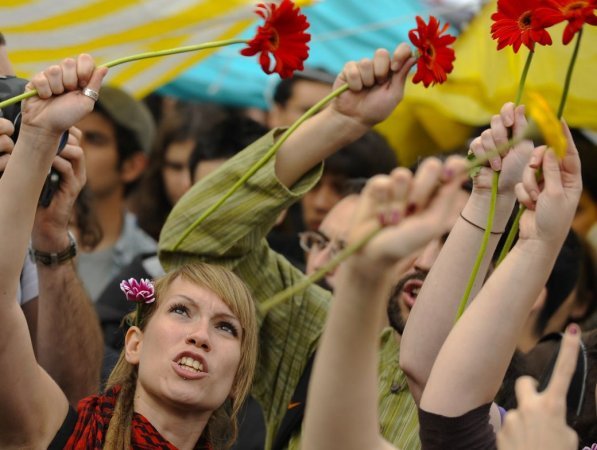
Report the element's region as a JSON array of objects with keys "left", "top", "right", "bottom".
[
  {"left": 168, "top": 303, "right": 189, "bottom": 316},
  {"left": 218, "top": 322, "right": 238, "bottom": 337}
]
